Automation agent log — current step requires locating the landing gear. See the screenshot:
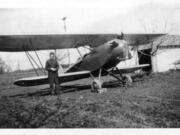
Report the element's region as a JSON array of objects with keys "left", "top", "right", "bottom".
[
  {"left": 122, "top": 74, "right": 132, "bottom": 87},
  {"left": 104, "top": 67, "right": 132, "bottom": 87},
  {"left": 91, "top": 79, "right": 102, "bottom": 93},
  {"left": 90, "top": 68, "right": 107, "bottom": 93},
  {"left": 90, "top": 67, "right": 133, "bottom": 93}
]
